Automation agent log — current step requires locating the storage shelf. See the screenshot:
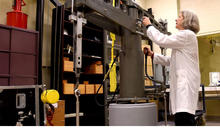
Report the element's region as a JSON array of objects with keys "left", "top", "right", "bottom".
[
  {"left": 63, "top": 34, "right": 103, "bottom": 44},
  {"left": 82, "top": 38, "right": 103, "bottom": 44},
  {"left": 64, "top": 34, "right": 74, "bottom": 38},
  {"left": 64, "top": 8, "right": 71, "bottom": 12},
  {"left": 63, "top": 71, "right": 104, "bottom": 76},
  {"left": 63, "top": 93, "right": 104, "bottom": 96},
  {"left": 64, "top": 20, "right": 103, "bottom": 33},
  {"left": 106, "top": 43, "right": 121, "bottom": 48},
  {"left": 64, "top": 20, "right": 73, "bottom": 24},
  {"left": 63, "top": 52, "right": 103, "bottom": 59},
  {"left": 82, "top": 55, "right": 103, "bottom": 59},
  {"left": 84, "top": 25, "right": 103, "bottom": 32}
]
